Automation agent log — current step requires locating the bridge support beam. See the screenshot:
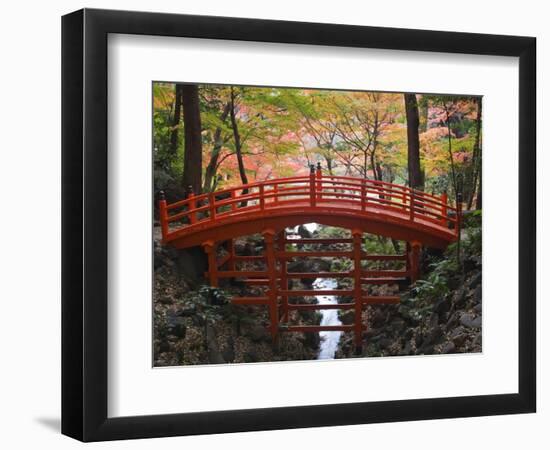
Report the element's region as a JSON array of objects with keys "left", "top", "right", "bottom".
[
  {"left": 352, "top": 229, "right": 364, "bottom": 354},
  {"left": 263, "top": 229, "right": 279, "bottom": 344},
  {"left": 202, "top": 240, "right": 218, "bottom": 287},
  {"left": 277, "top": 230, "right": 289, "bottom": 323}
]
